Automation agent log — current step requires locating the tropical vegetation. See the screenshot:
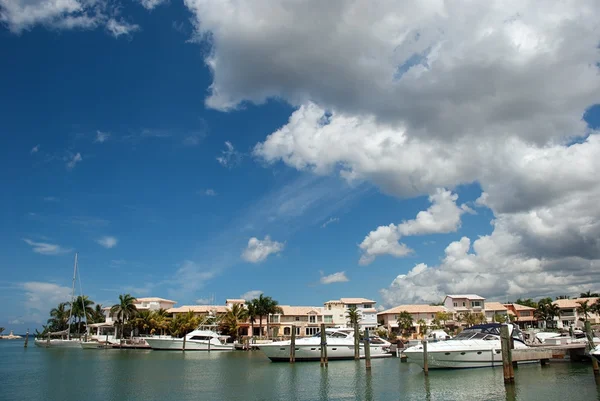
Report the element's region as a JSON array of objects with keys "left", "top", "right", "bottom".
[
  {"left": 247, "top": 294, "right": 283, "bottom": 338},
  {"left": 346, "top": 305, "right": 361, "bottom": 327},
  {"left": 110, "top": 294, "right": 138, "bottom": 340},
  {"left": 576, "top": 300, "right": 592, "bottom": 322},
  {"left": 396, "top": 311, "right": 413, "bottom": 337},
  {"left": 535, "top": 298, "right": 561, "bottom": 328},
  {"left": 222, "top": 303, "right": 249, "bottom": 340}
]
